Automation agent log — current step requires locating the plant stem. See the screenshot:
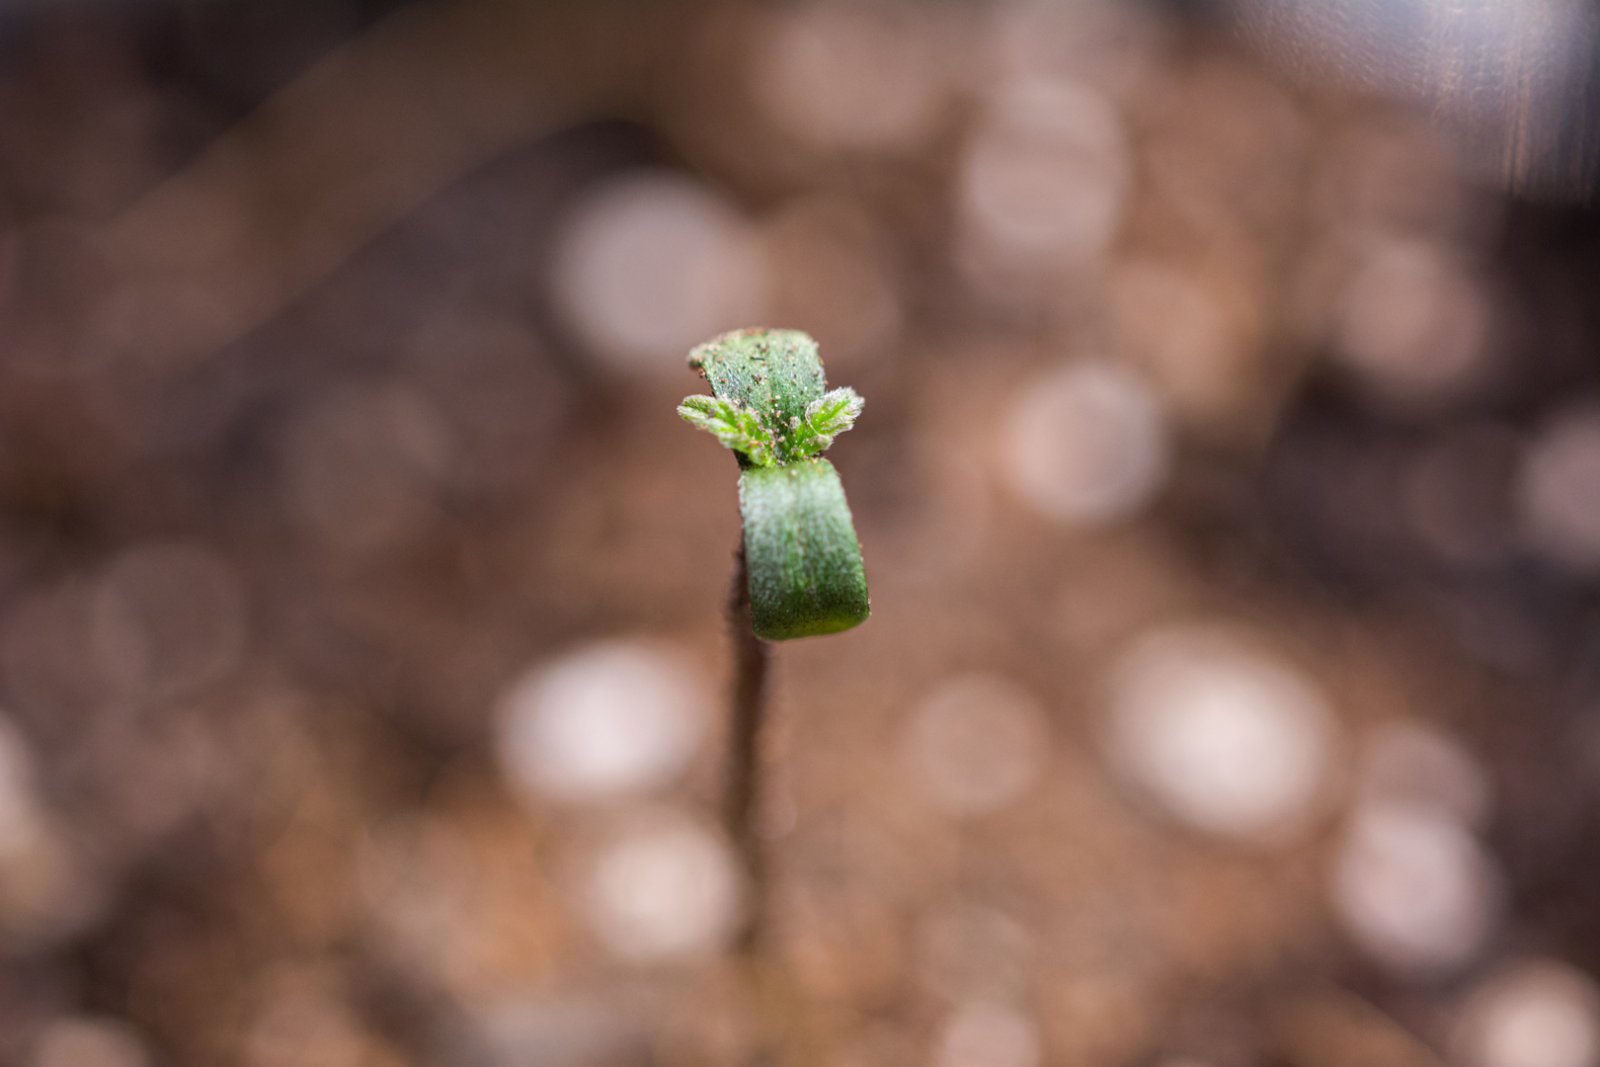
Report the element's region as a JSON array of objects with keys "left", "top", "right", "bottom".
[
  {"left": 725, "top": 547, "right": 829, "bottom": 1067},
  {"left": 725, "top": 542, "right": 771, "bottom": 953}
]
